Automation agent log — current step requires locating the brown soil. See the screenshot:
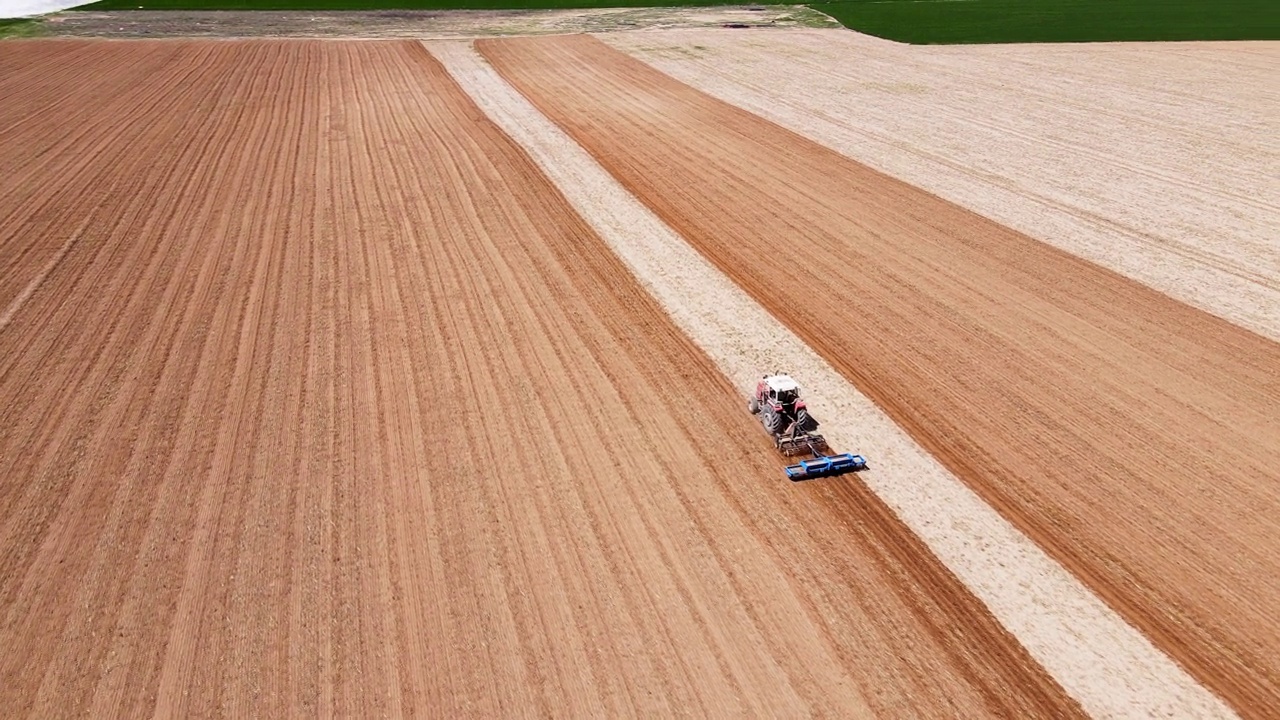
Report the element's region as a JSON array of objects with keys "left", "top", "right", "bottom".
[
  {"left": 433, "top": 38, "right": 1231, "bottom": 717},
  {"left": 477, "top": 34, "right": 1280, "bottom": 717},
  {"left": 606, "top": 29, "right": 1280, "bottom": 342},
  {"left": 0, "top": 39, "right": 1077, "bottom": 716}
]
